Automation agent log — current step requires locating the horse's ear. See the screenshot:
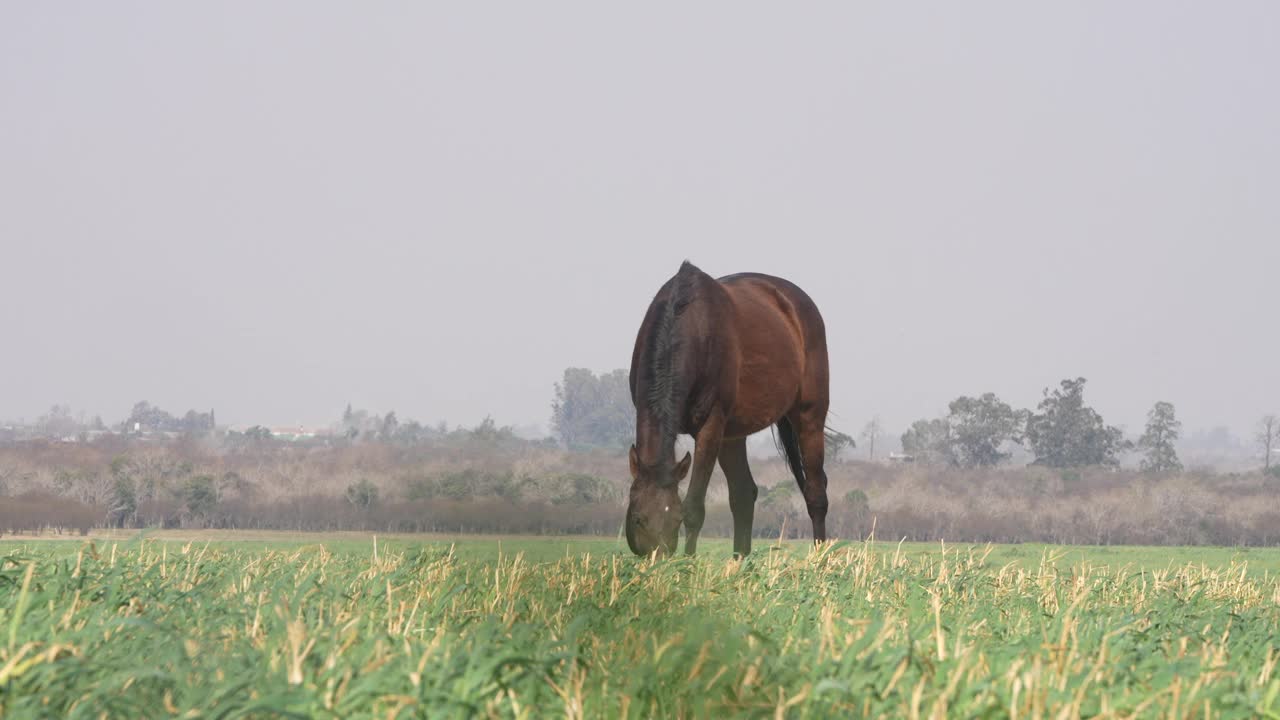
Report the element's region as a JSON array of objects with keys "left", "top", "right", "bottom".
[
  {"left": 674, "top": 452, "right": 692, "bottom": 483},
  {"left": 629, "top": 445, "right": 641, "bottom": 480}
]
